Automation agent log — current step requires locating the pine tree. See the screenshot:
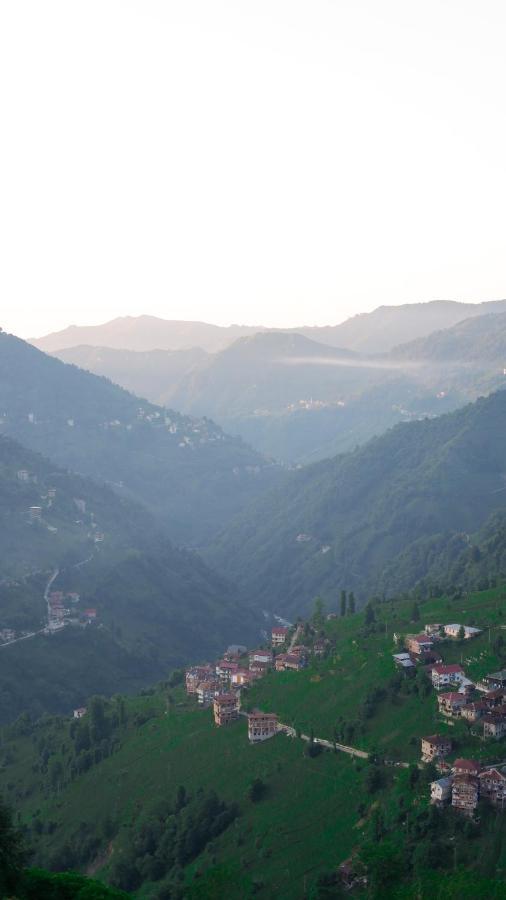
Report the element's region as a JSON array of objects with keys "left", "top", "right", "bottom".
[{"left": 340, "top": 590, "right": 347, "bottom": 618}]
